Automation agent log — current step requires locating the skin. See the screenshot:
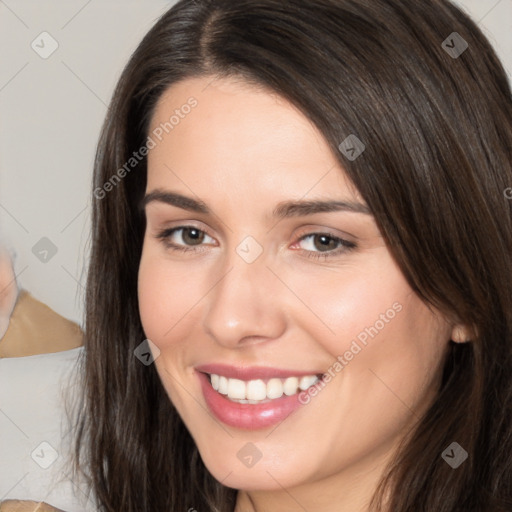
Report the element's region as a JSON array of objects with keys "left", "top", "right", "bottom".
[{"left": 138, "top": 76, "right": 468, "bottom": 512}]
